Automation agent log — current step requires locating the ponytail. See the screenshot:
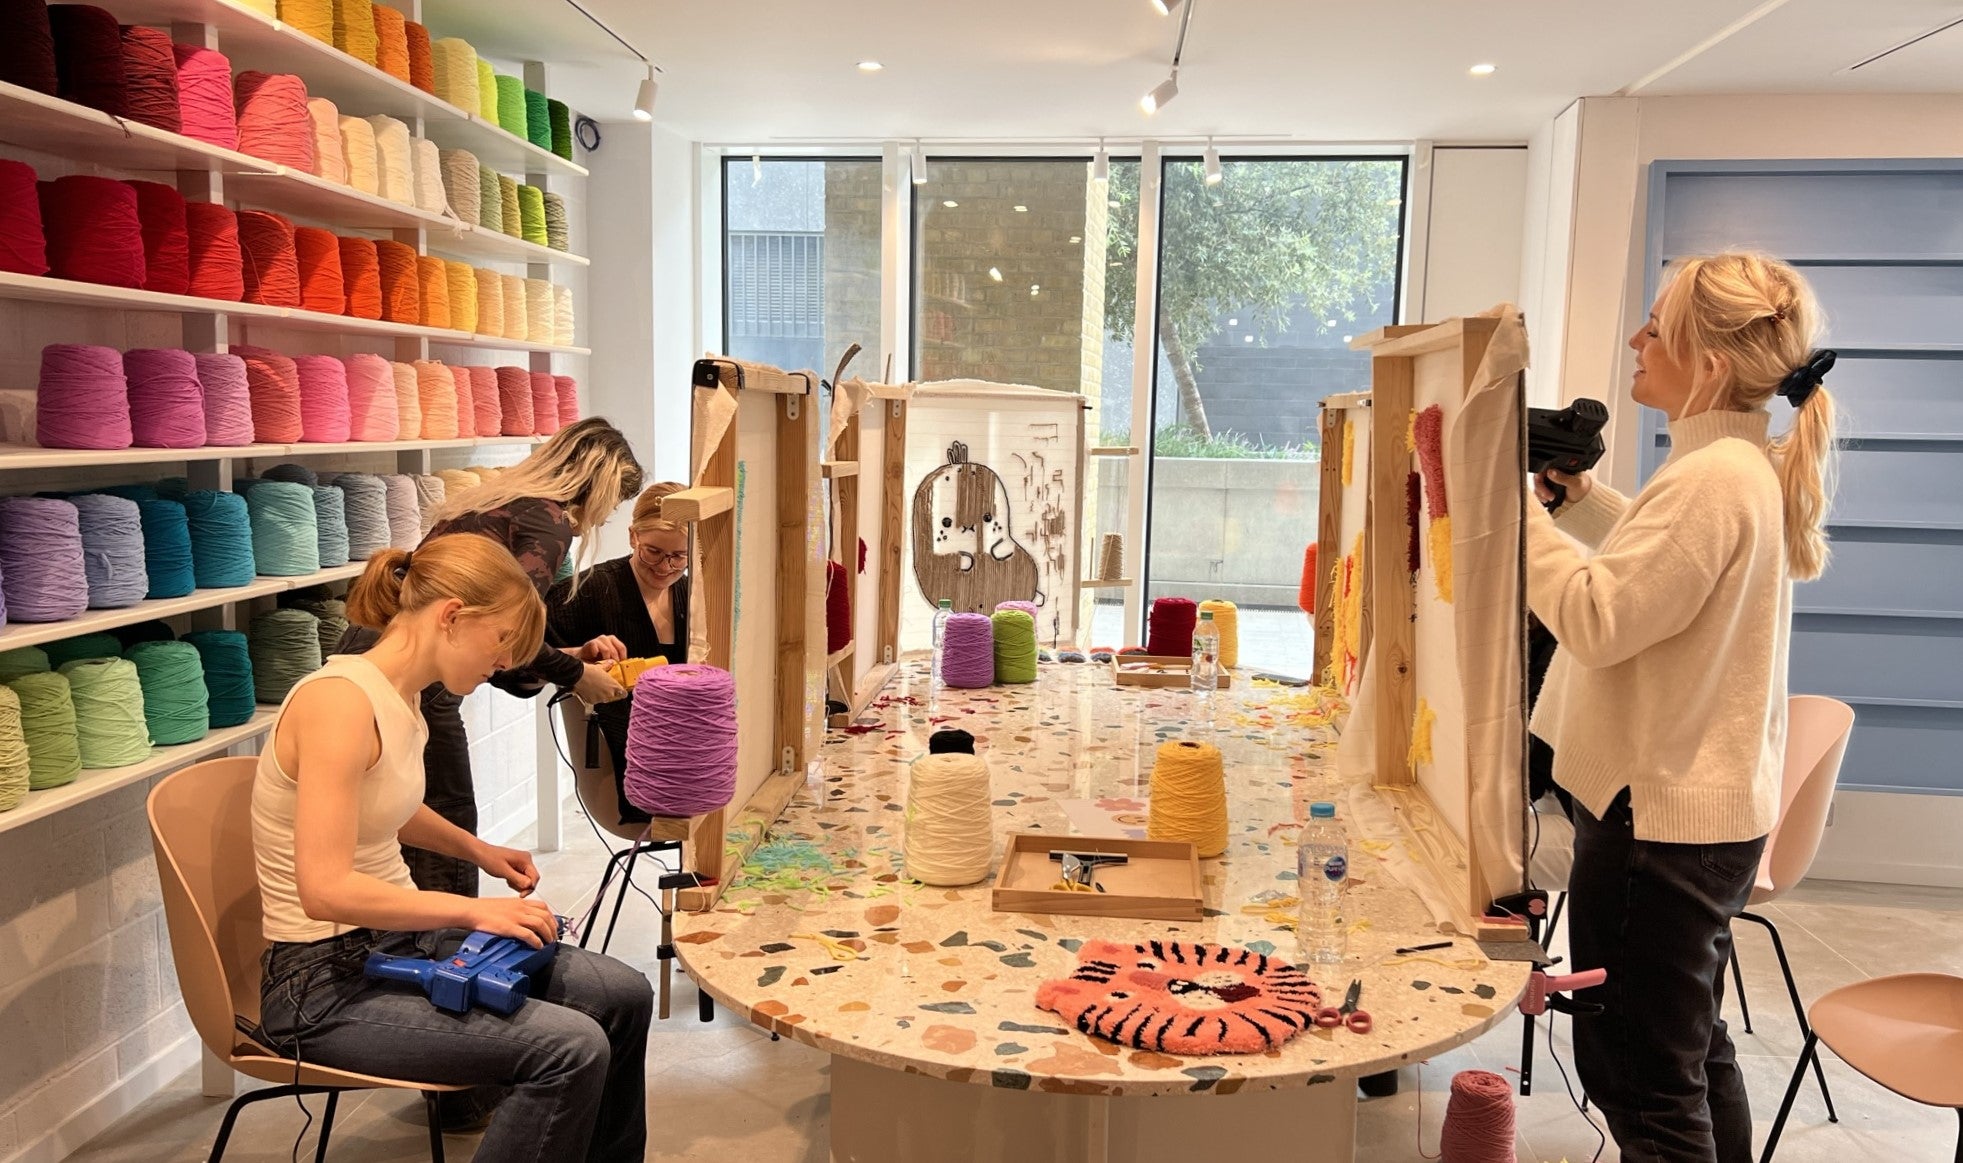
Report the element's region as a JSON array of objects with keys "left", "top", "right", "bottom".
[
  {"left": 346, "top": 548, "right": 412, "bottom": 628},
  {"left": 1770, "top": 386, "right": 1838, "bottom": 581},
  {"left": 345, "top": 535, "right": 547, "bottom": 660}
]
